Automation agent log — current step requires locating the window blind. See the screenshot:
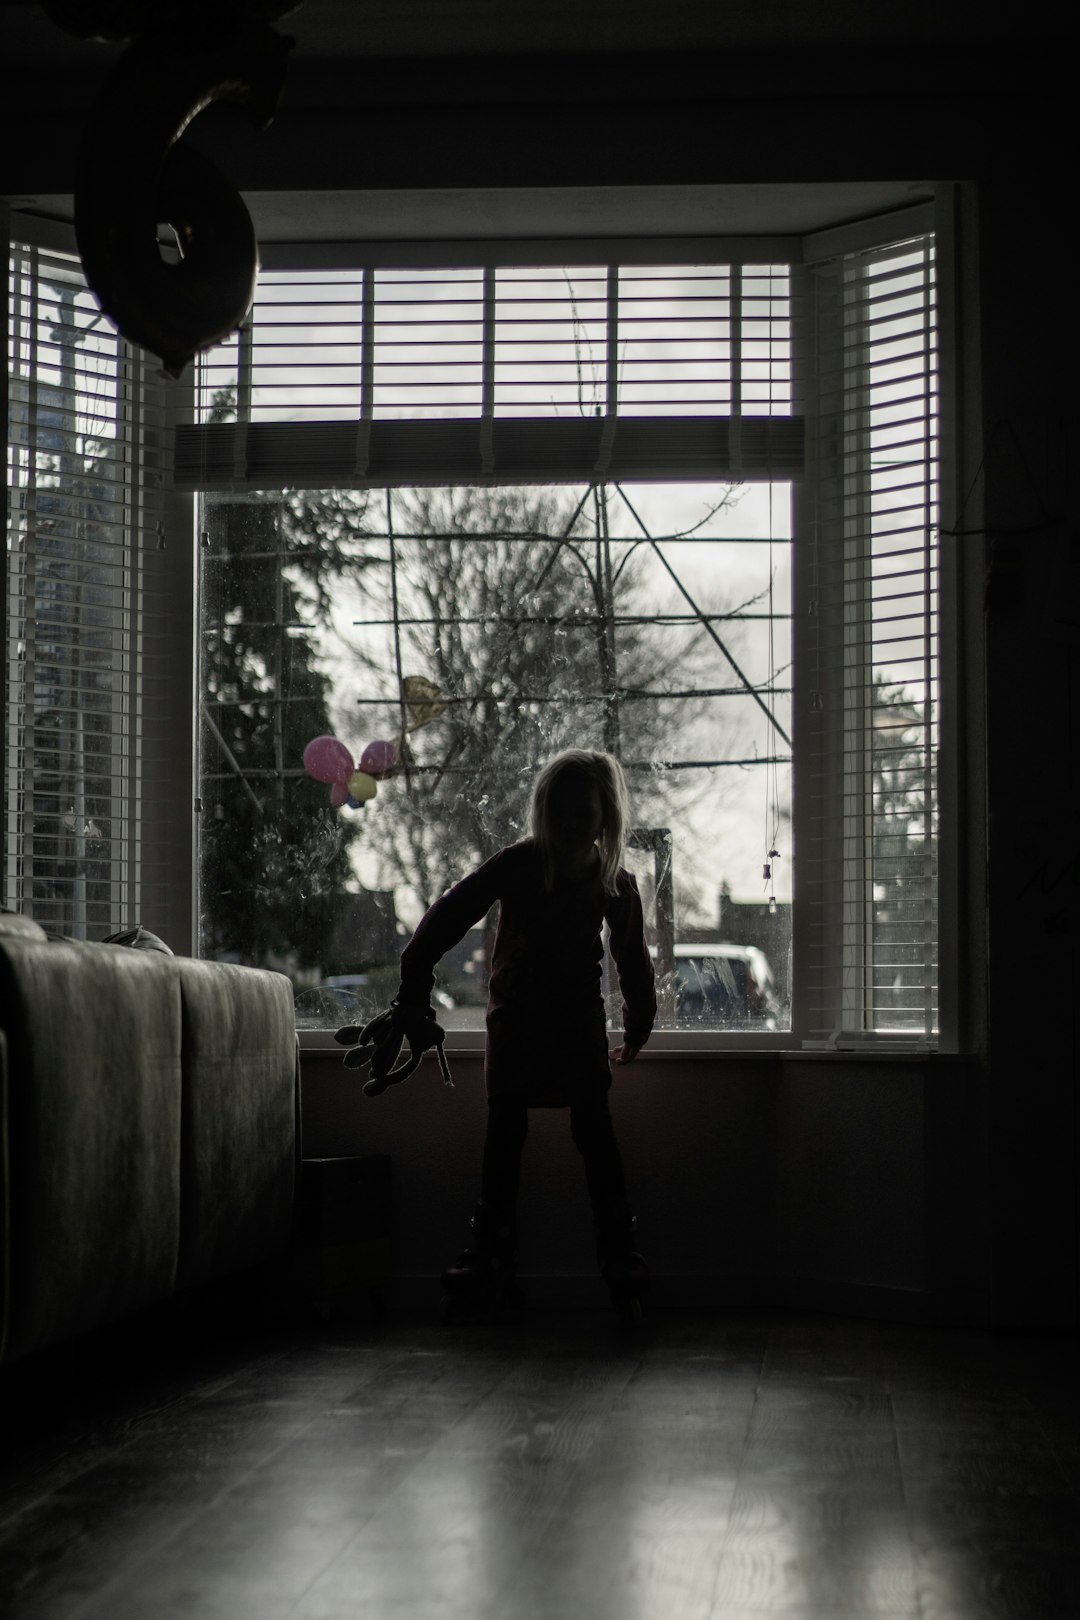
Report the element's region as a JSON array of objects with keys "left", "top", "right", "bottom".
[
  {"left": 4, "top": 237, "right": 166, "bottom": 939},
  {"left": 802, "top": 235, "right": 939, "bottom": 1044},
  {"left": 176, "top": 259, "right": 801, "bottom": 489}
]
